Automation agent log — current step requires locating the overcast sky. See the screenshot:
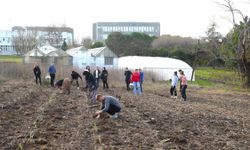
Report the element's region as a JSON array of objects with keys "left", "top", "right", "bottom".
[{"left": 1, "top": 0, "right": 249, "bottom": 40}]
